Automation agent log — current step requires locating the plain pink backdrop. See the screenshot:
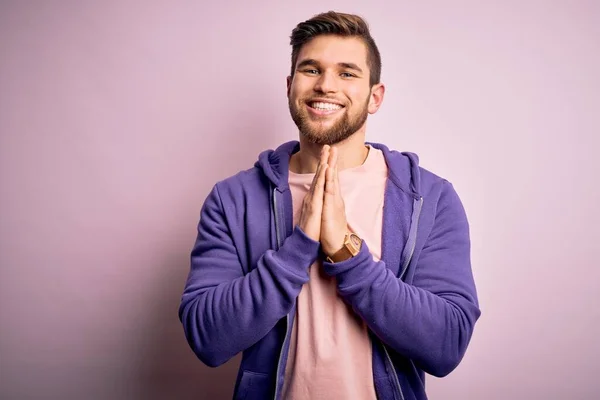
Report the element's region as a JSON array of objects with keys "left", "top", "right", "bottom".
[{"left": 1, "top": 1, "right": 599, "bottom": 399}]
